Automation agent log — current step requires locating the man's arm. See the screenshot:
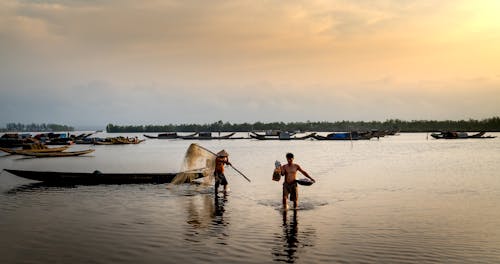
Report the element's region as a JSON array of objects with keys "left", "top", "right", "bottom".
[{"left": 297, "top": 165, "right": 315, "bottom": 182}]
